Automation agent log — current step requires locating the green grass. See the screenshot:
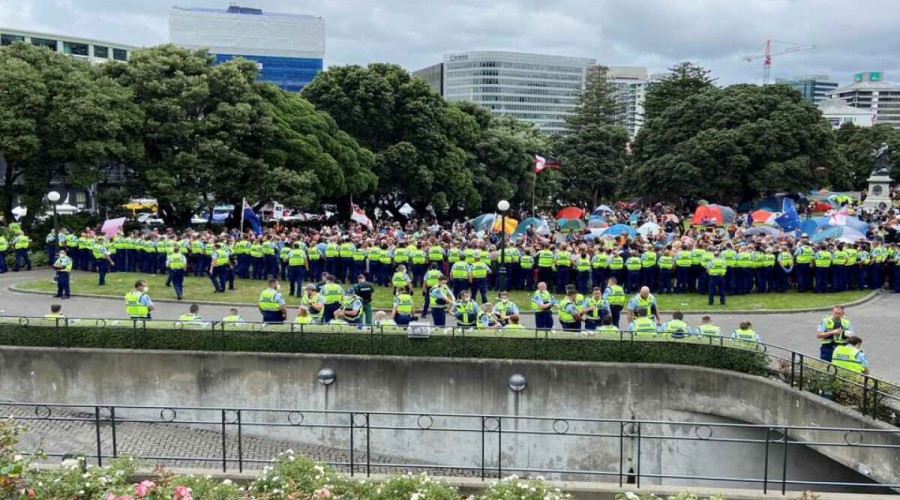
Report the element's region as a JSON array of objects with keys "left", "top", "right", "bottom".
[{"left": 16, "top": 271, "right": 871, "bottom": 311}]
